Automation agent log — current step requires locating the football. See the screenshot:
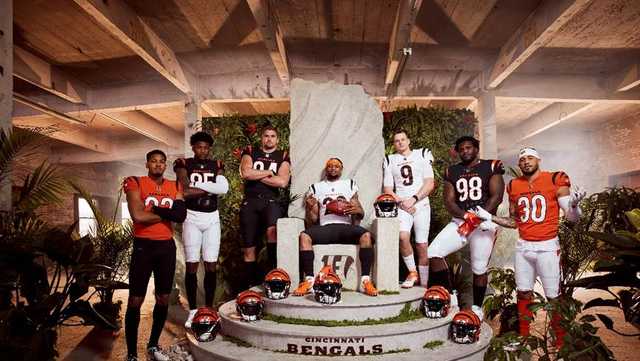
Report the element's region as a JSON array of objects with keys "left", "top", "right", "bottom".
[{"left": 325, "top": 199, "right": 350, "bottom": 216}]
